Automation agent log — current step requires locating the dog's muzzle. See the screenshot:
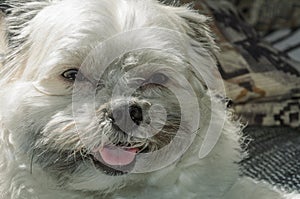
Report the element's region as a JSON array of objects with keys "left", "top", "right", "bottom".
[{"left": 90, "top": 100, "right": 151, "bottom": 175}]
